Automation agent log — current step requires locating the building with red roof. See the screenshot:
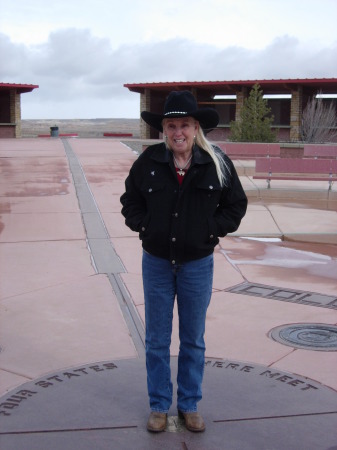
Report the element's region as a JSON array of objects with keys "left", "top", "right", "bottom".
[
  {"left": 124, "top": 78, "right": 337, "bottom": 141},
  {"left": 0, "top": 83, "right": 38, "bottom": 138}
]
